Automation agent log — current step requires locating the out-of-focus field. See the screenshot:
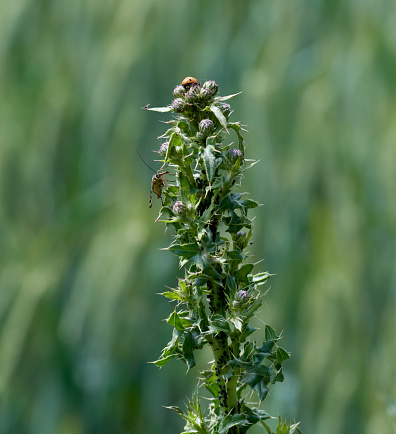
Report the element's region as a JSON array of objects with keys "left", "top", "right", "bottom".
[{"left": 1, "top": 1, "right": 395, "bottom": 433}]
